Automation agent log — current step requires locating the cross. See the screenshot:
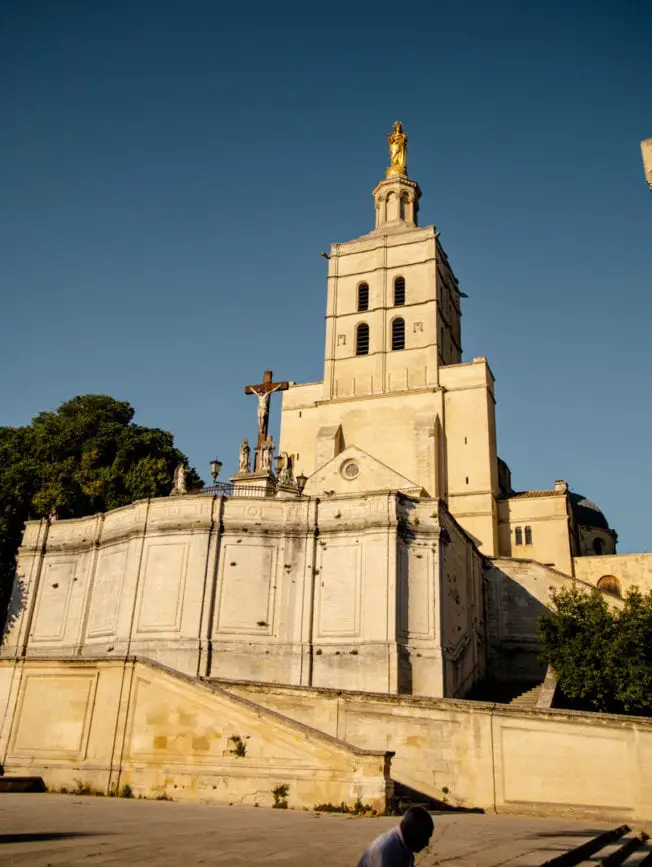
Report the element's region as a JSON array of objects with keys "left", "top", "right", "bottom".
[{"left": 244, "top": 369, "right": 289, "bottom": 452}]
